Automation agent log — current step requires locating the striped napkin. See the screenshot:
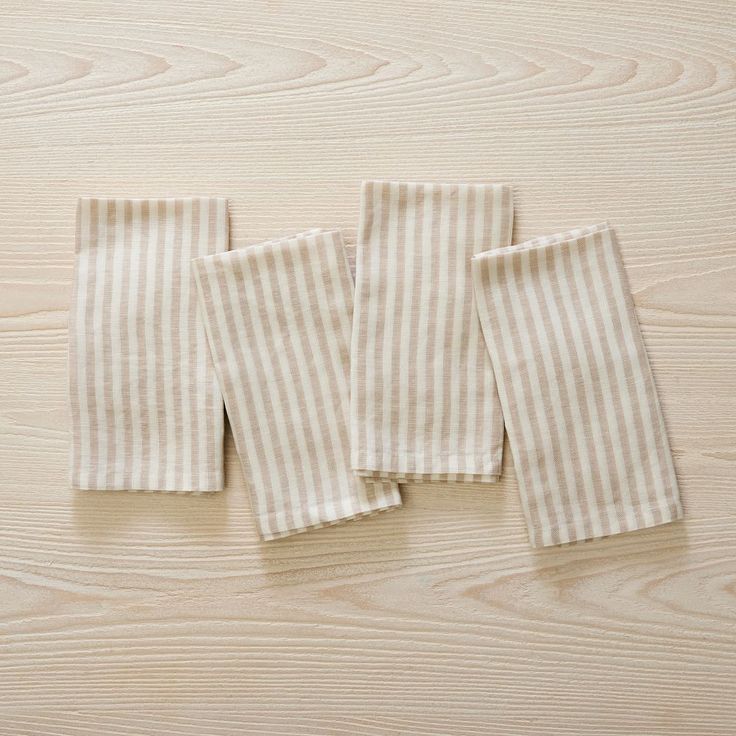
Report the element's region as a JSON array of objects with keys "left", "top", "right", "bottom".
[
  {"left": 192, "top": 230, "right": 402, "bottom": 541},
  {"left": 472, "top": 223, "right": 683, "bottom": 547},
  {"left": 351, "top": 180, "right": 513, "bottom": 482},
  {"left": 68, "top": 197, "right": 228, "bottom": 491}
]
